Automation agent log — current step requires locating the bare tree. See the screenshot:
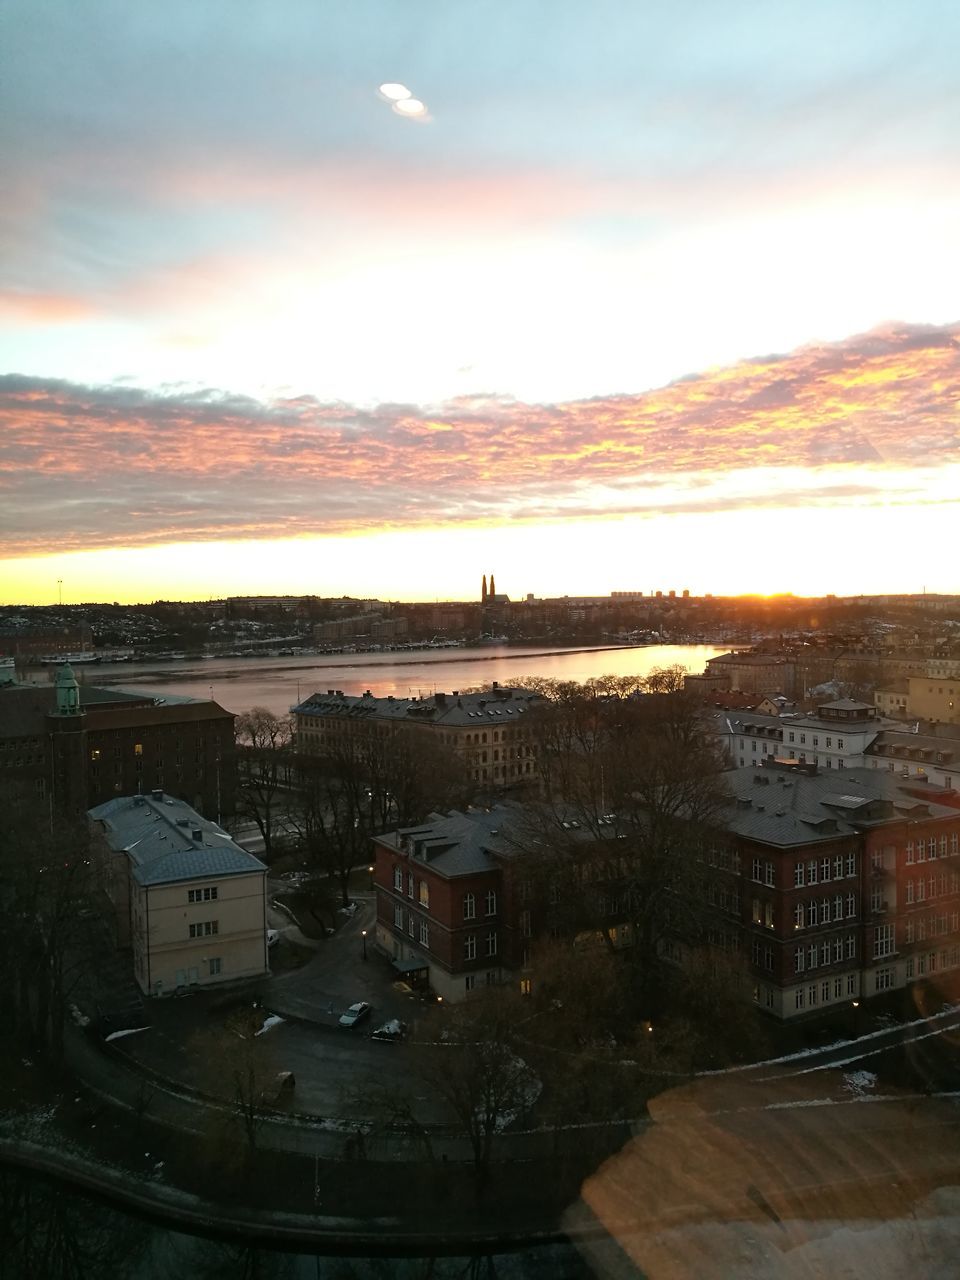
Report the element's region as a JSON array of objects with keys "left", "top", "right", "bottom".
[
  {"left": 410, "top": 989, "right": 539, "bottom": 1193},
  {"left": 0, "top": 784, "right": 98, "bottom": 1060},
  {"left": 521, "top": 683, "right": 730, "bottom": 1010},
  {"left": 192, "top": 1006, "right": 279, "bottom": 1161},
  {"left": 235, "top": 707, "right": 293, "bottom": 860}
]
